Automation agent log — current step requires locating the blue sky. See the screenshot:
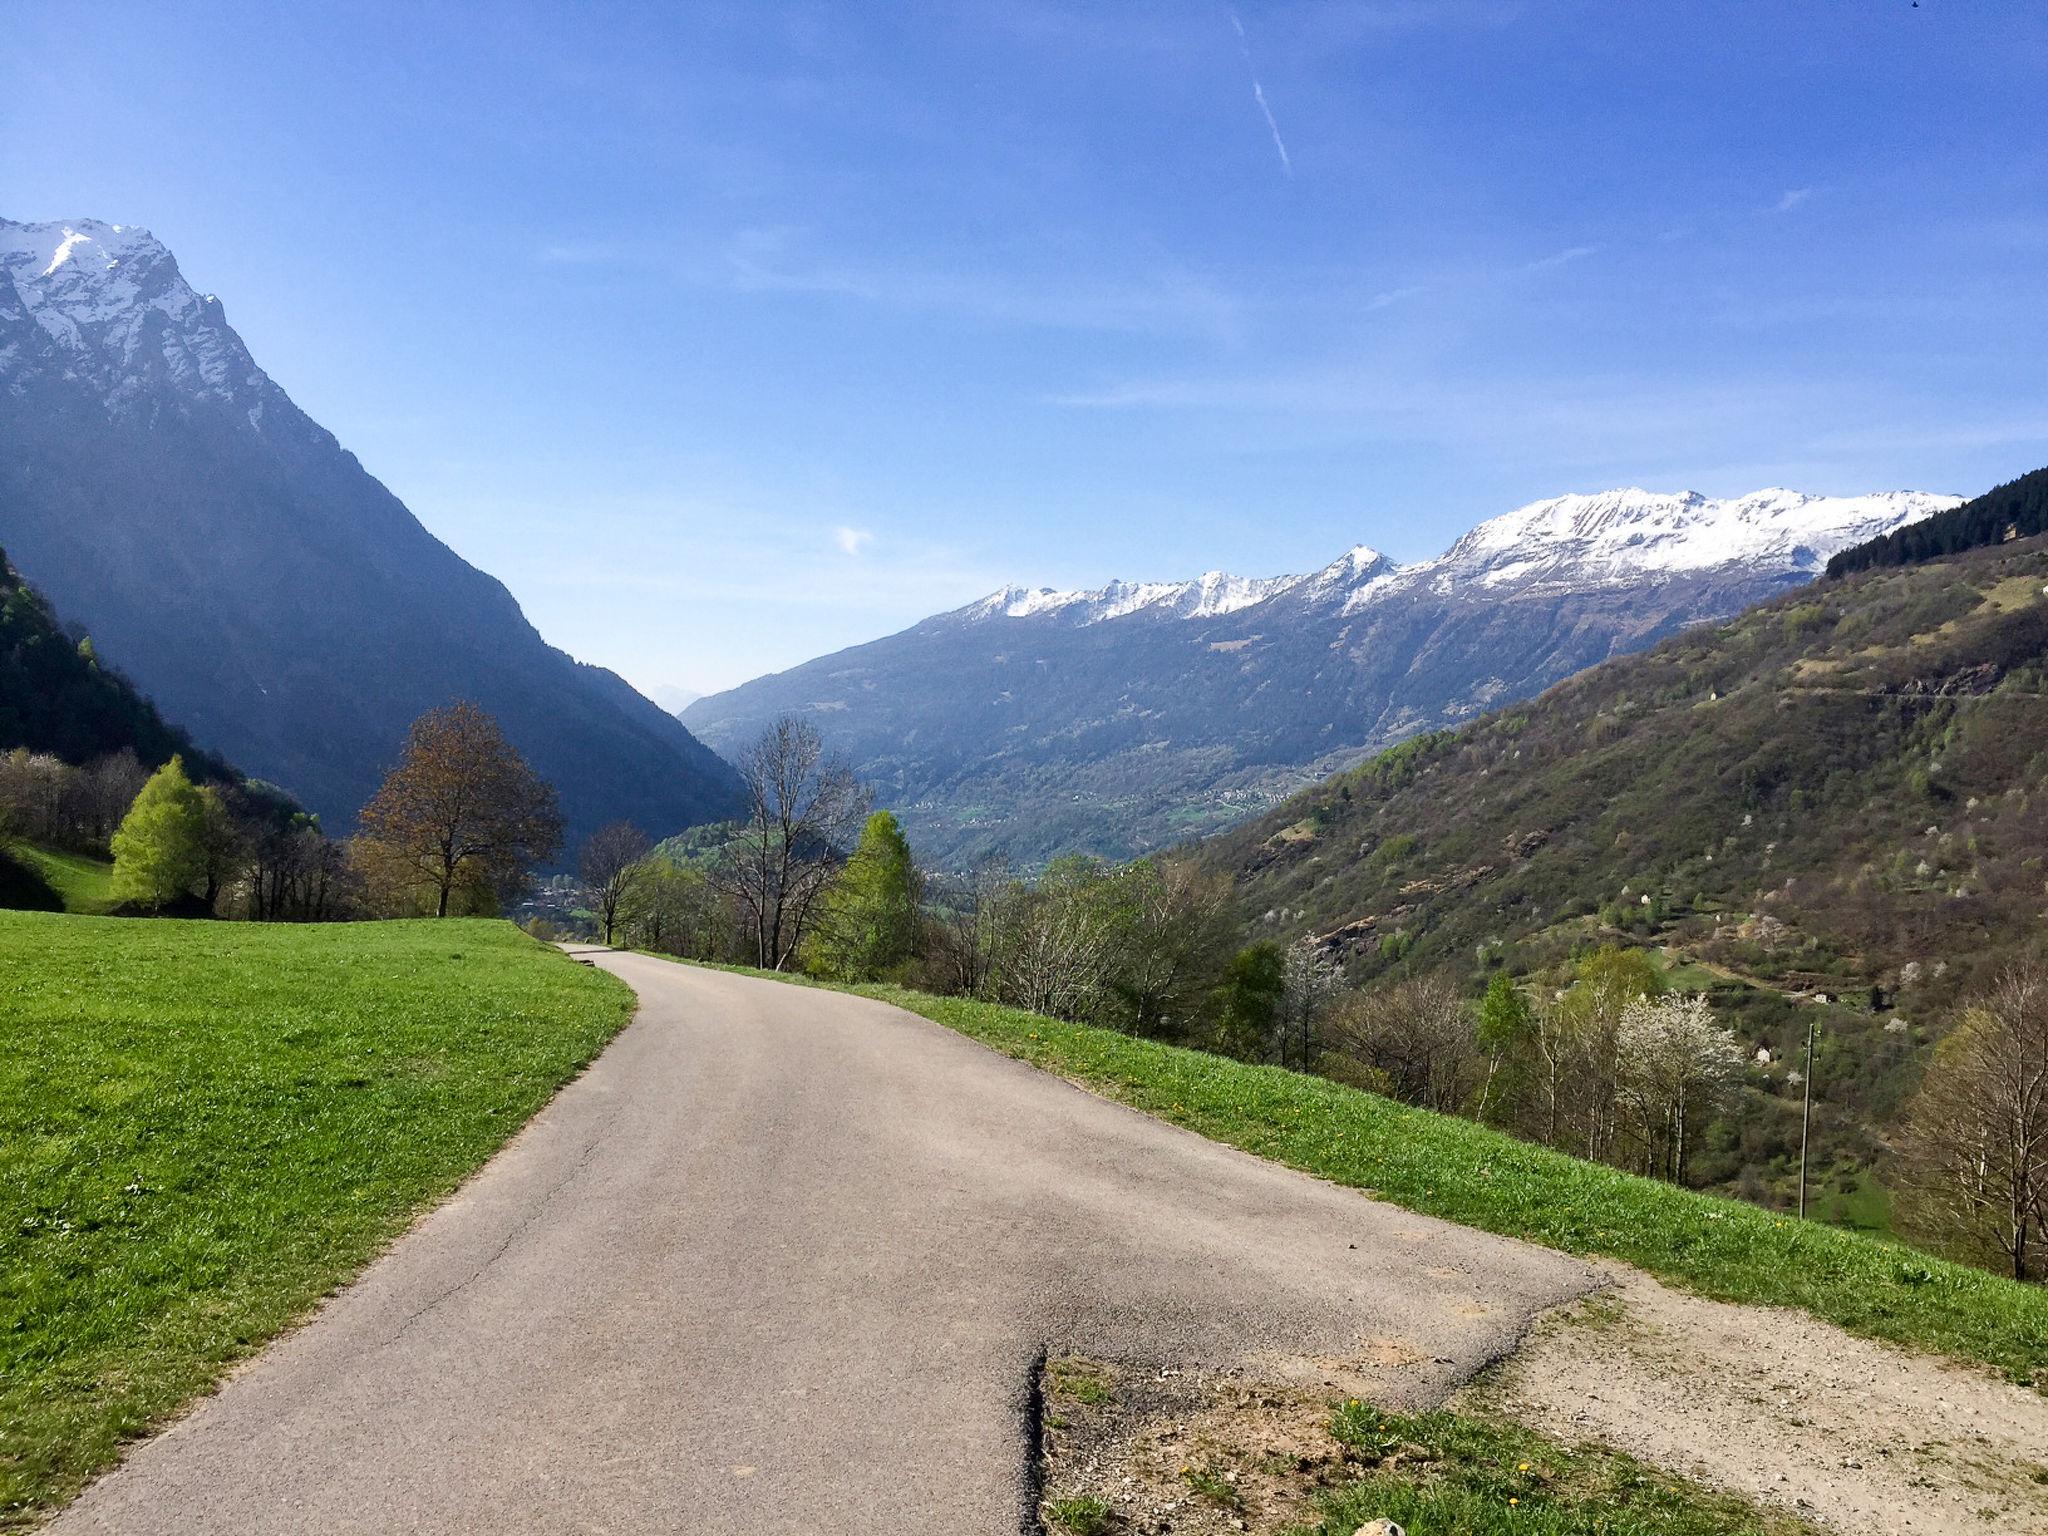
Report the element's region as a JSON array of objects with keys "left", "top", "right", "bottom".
[{"left": 6, "top": 2, "right": 2045, "bottom": 698}]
